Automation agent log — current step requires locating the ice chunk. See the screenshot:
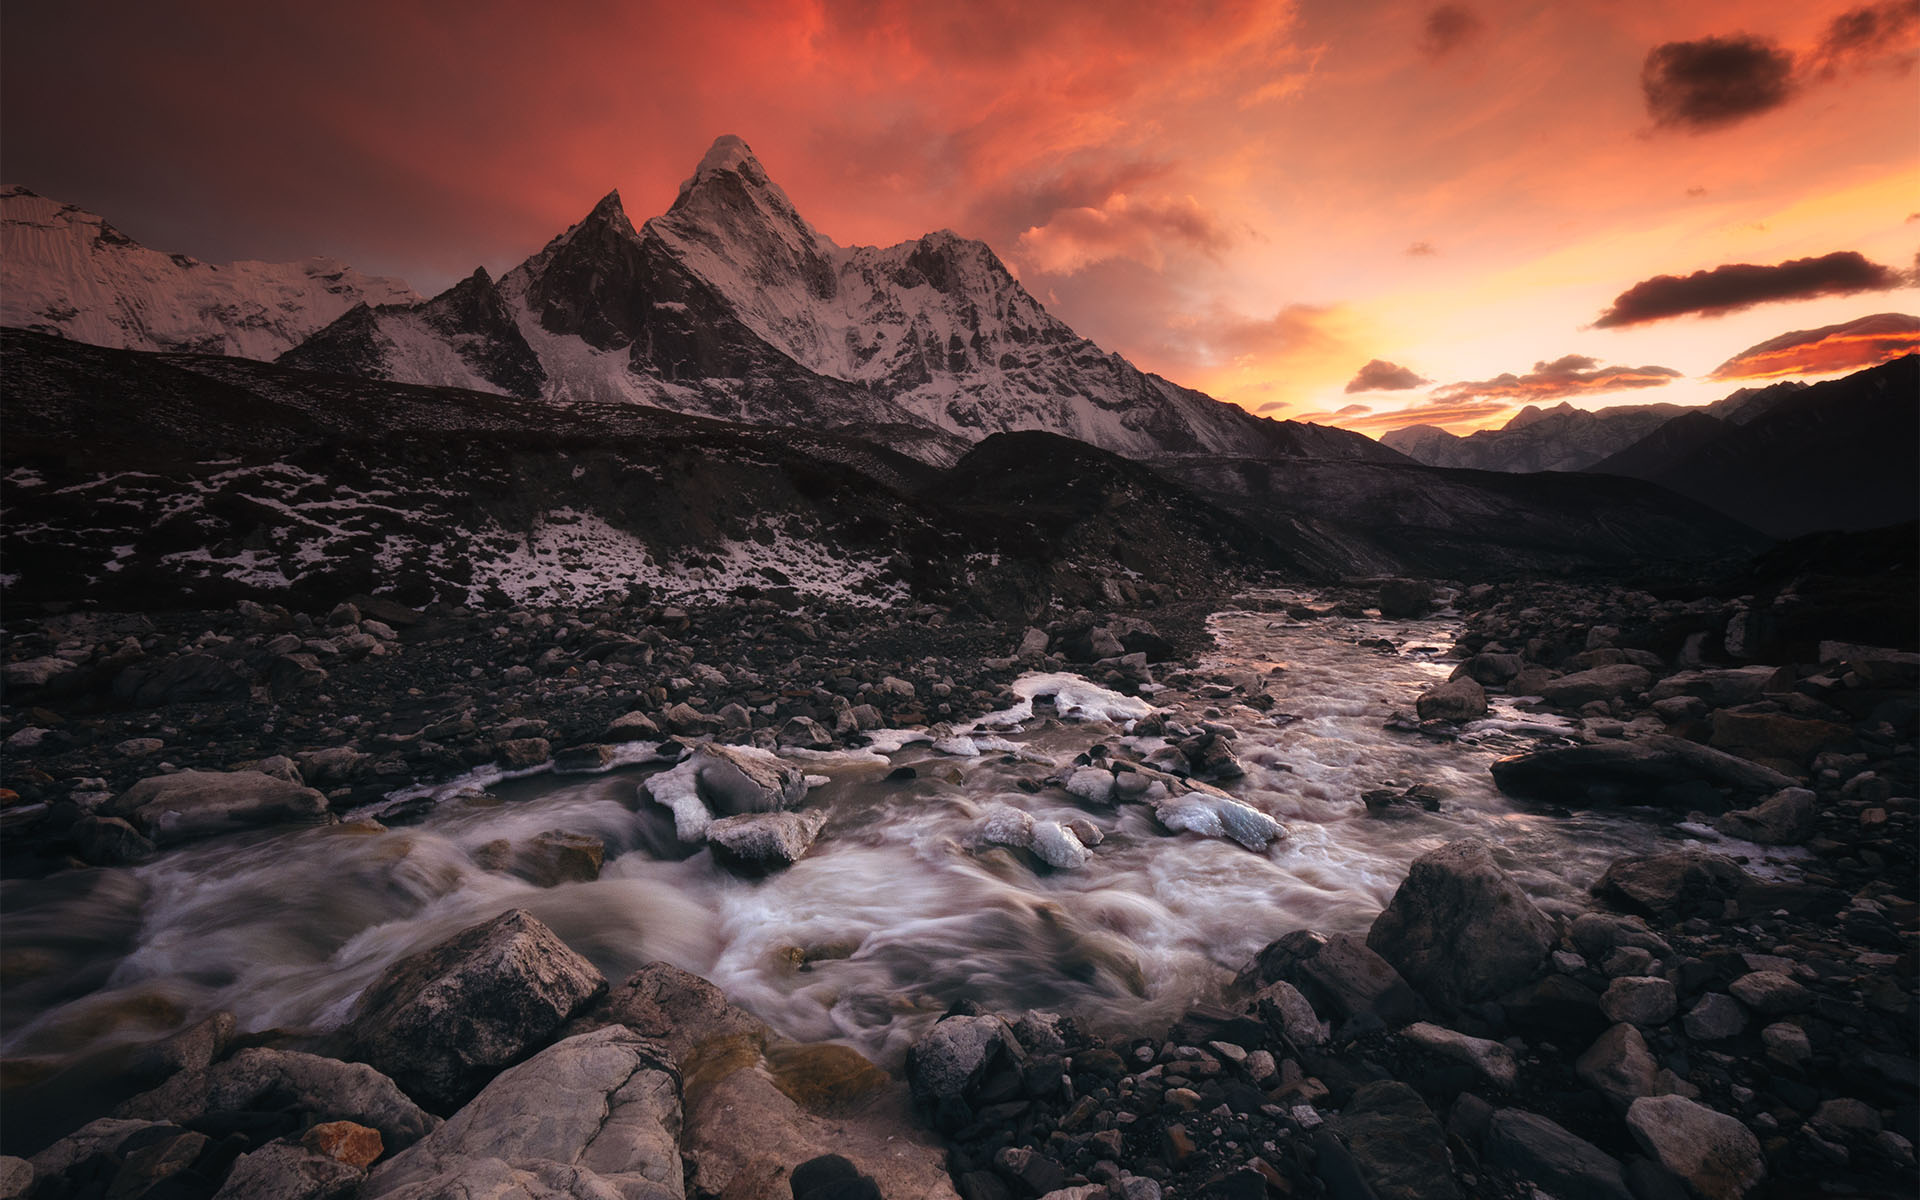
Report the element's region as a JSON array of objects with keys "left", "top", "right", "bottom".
[
  {"left": 642, "top": 758, "right": 711, "bottom": 842},
  {"left": 1151, "top": 792, "right": 1286, "bottom": 851},
  {"left": 964, "top": 672, "right": 1157, "bottom": 730}
]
